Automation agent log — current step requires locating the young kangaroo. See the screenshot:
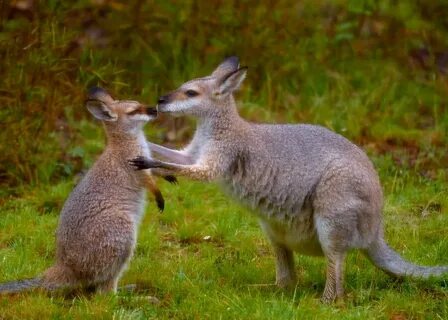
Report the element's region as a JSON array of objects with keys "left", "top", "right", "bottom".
[
  {"left": 0, "top": 87, "right": 170, "bottom": 294},
  {"left": 130, "top": 57, "right": 448, "bottom": 302}
]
